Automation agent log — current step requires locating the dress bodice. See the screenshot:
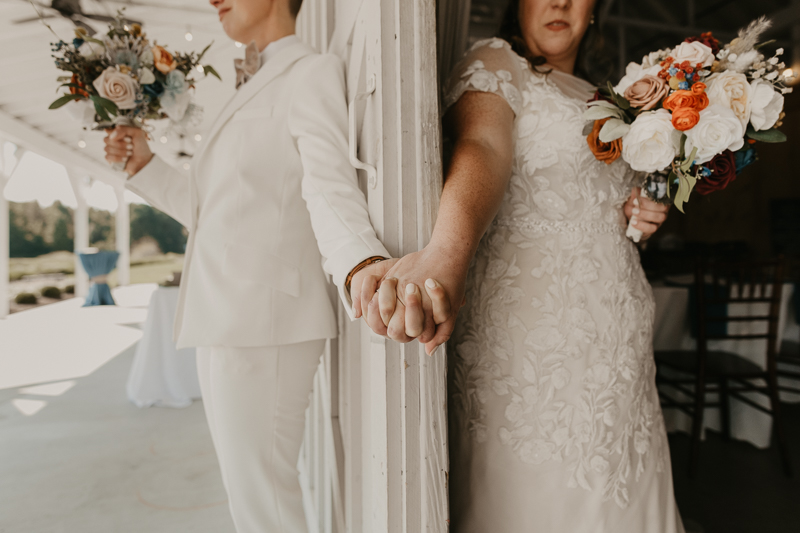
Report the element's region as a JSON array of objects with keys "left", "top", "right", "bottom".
[{"left": 444, "top": 38, "right": 636, "bottom": 234}]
